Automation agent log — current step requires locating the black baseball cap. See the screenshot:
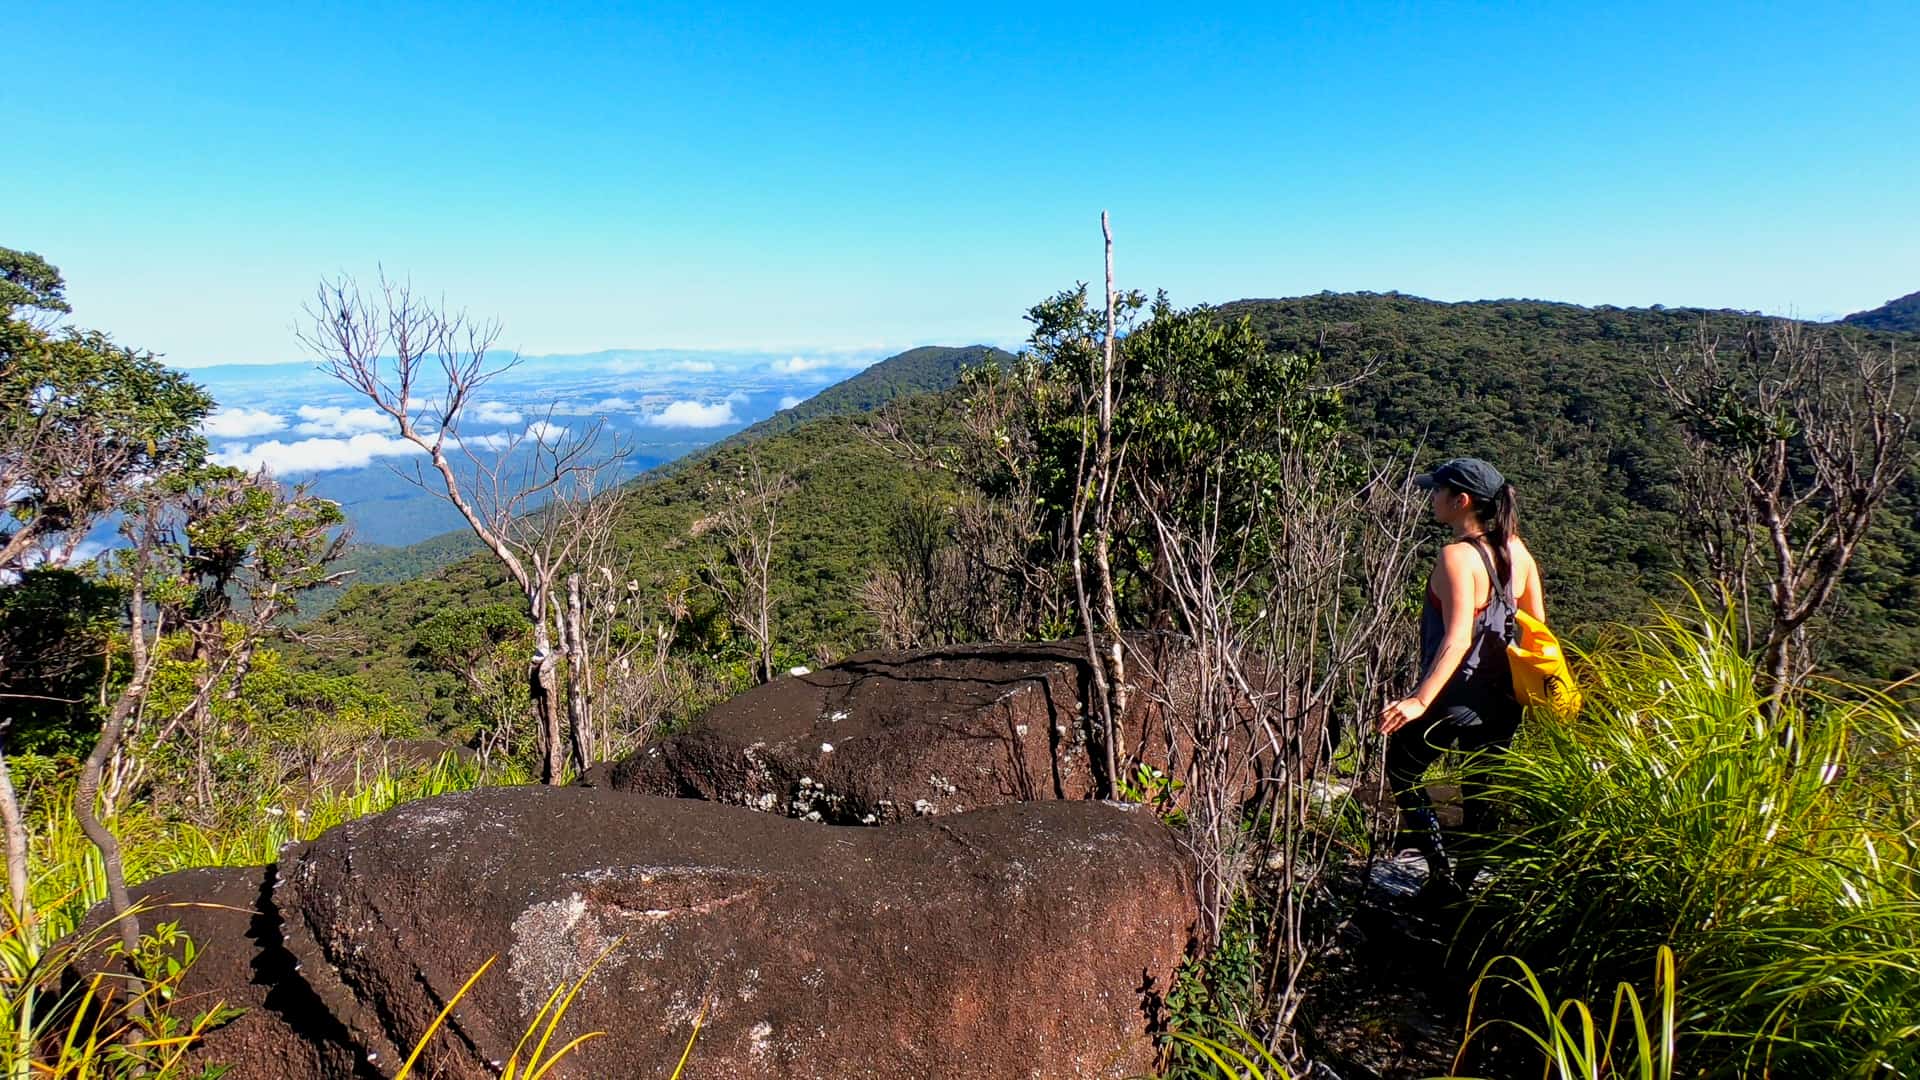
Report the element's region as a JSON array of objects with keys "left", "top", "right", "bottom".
[{"left": 1414, "top": 457, "right": 1506, "bottom": 501}]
